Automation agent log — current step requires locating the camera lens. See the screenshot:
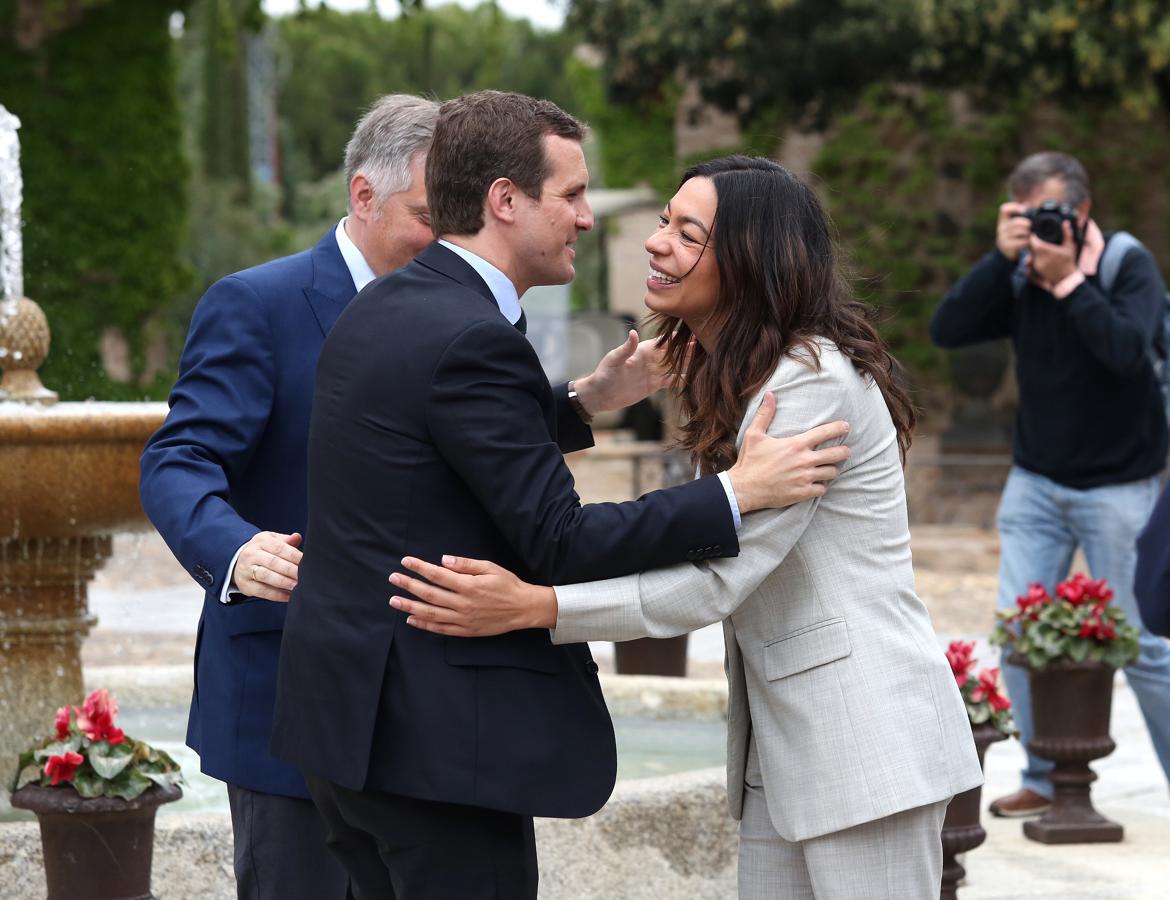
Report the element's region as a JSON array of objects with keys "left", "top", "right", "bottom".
[{"left": 1032, "top": 212, "right": 1064, "bottom": 245}]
